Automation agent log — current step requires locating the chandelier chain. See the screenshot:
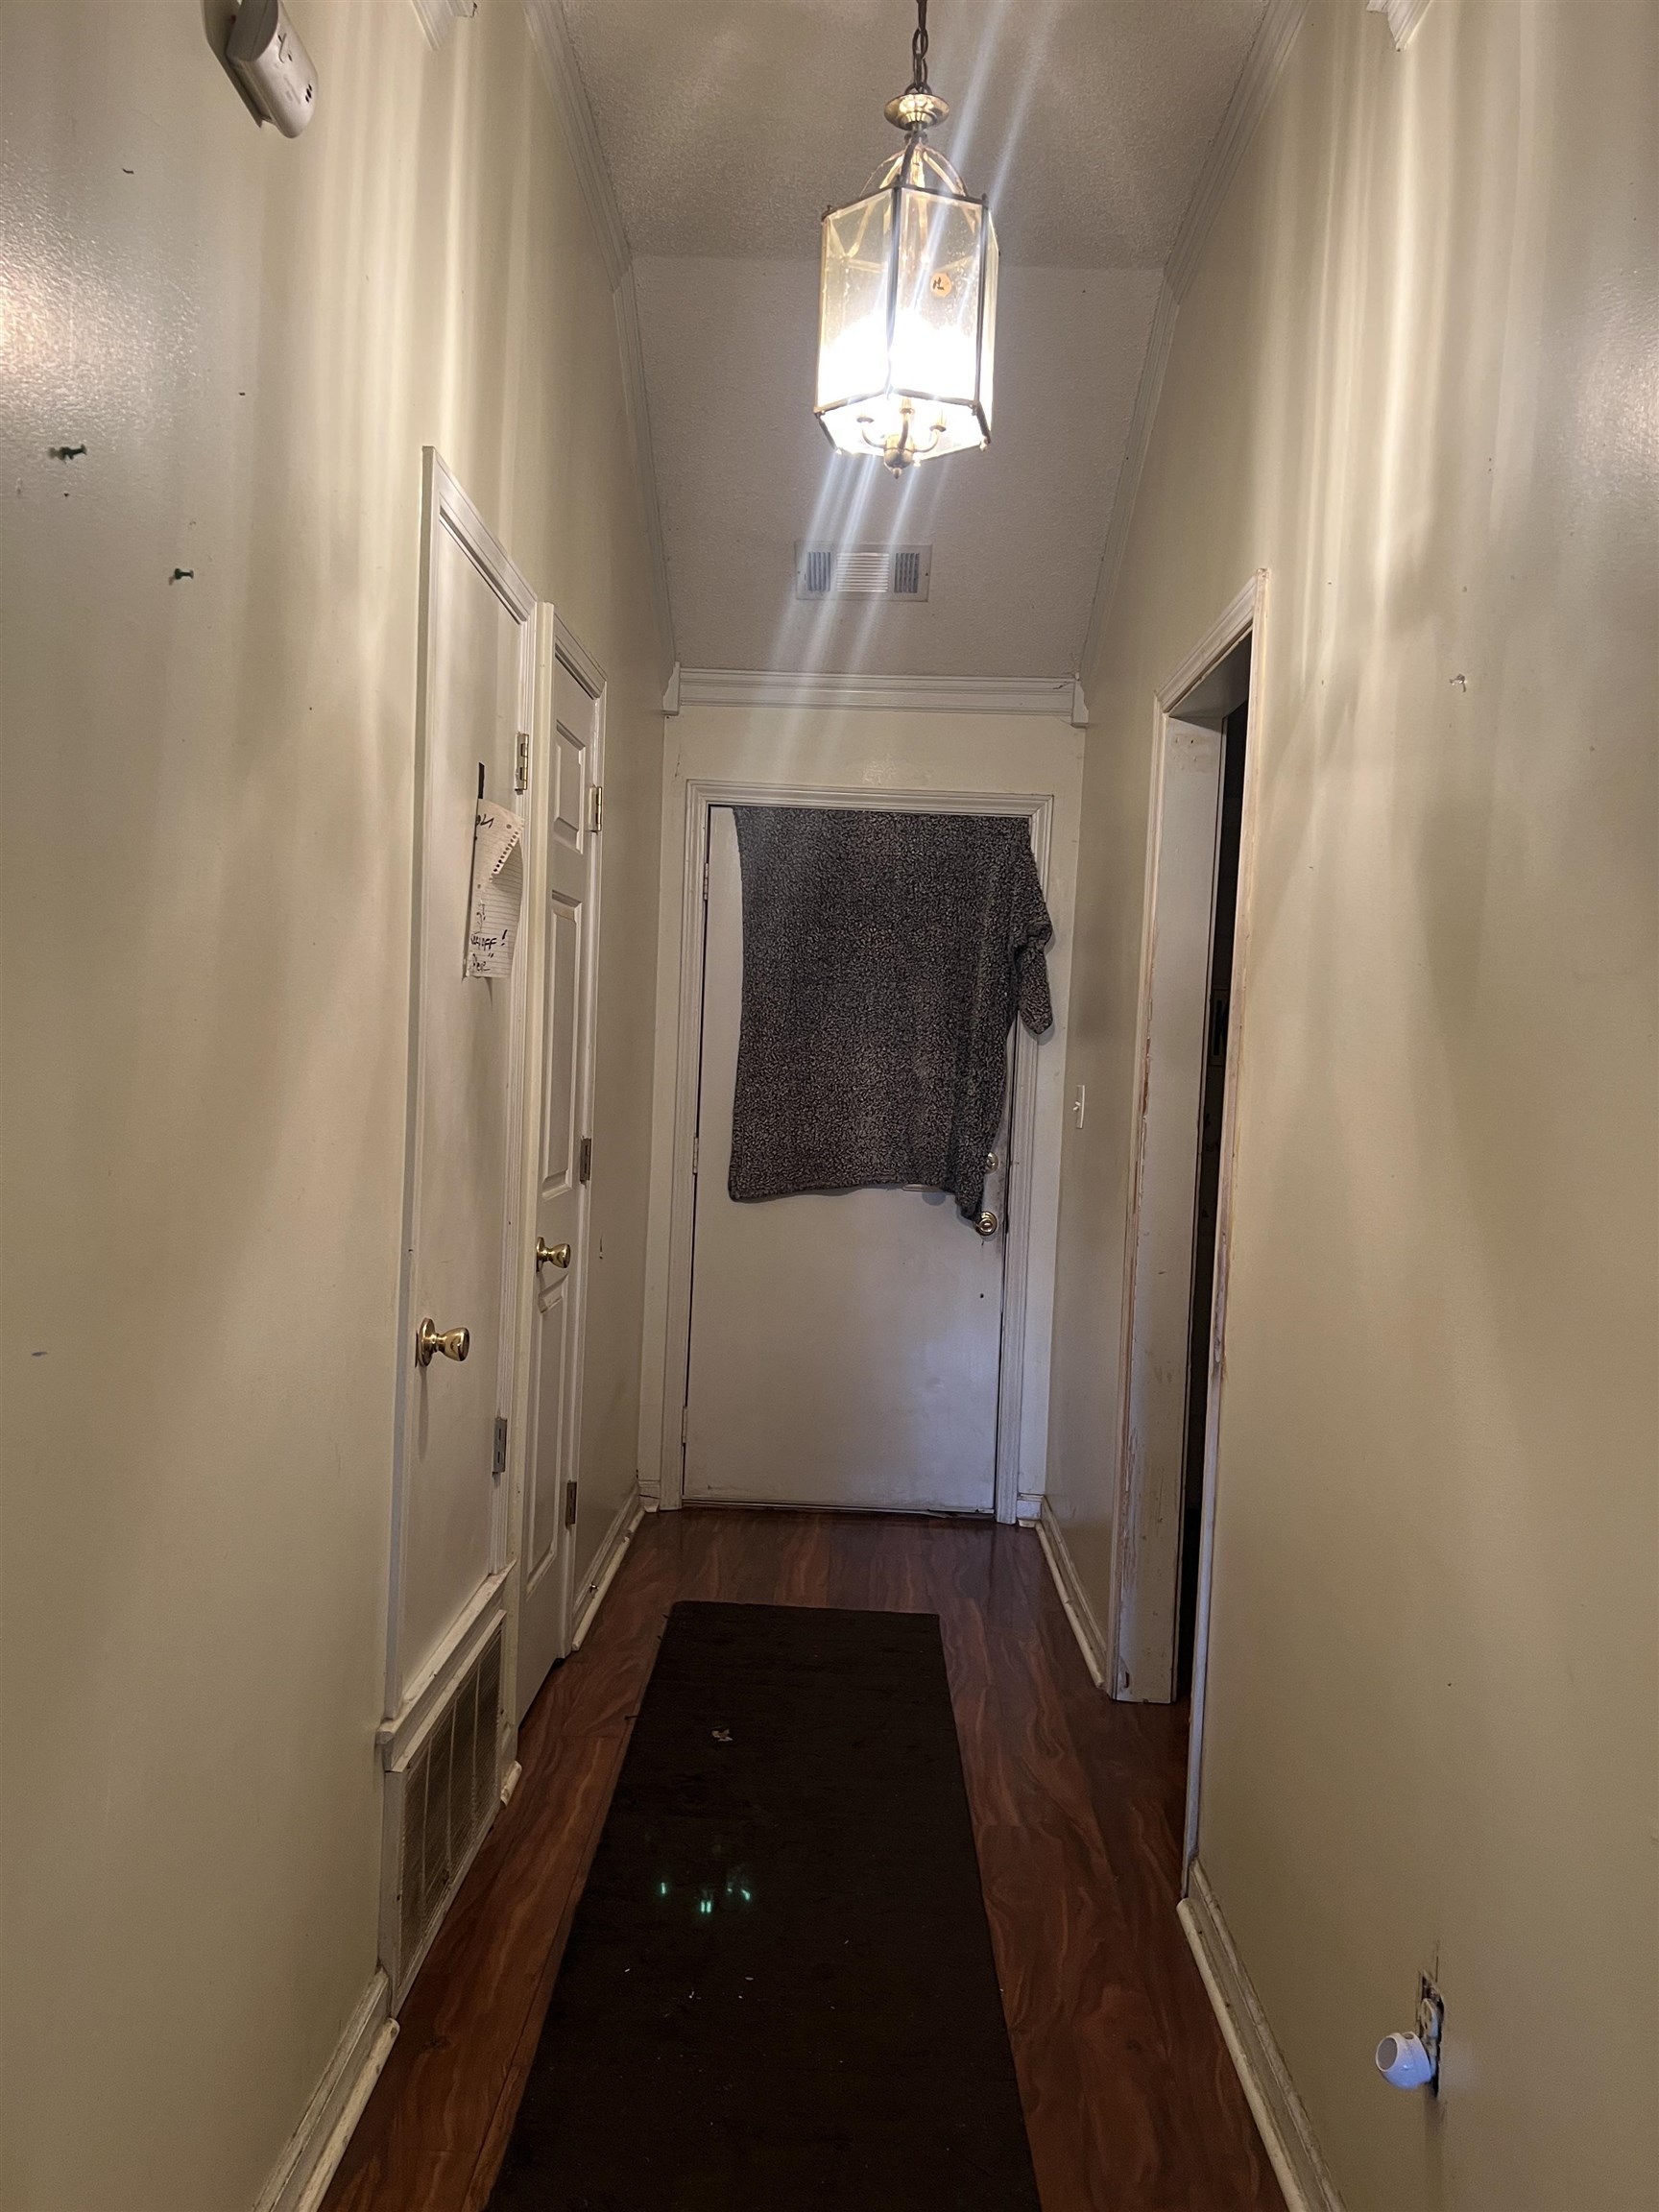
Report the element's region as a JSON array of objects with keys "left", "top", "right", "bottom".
[{"left": 910, "top": 0, "right": 930, "bottom": 92}]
